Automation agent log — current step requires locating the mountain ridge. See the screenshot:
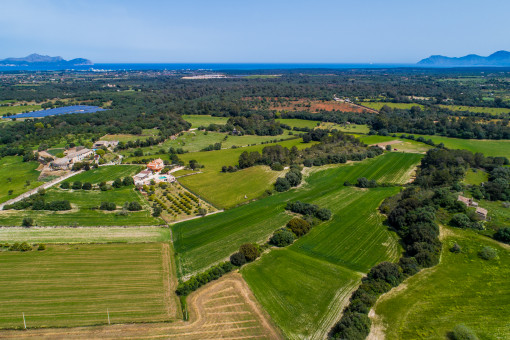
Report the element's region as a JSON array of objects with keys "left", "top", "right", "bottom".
[
  {"left": 418, "top": 50, "right": 510, "bottom": 66},
  {"left": 0, "top": 53, "right": 93, "bottom": 66}
]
